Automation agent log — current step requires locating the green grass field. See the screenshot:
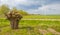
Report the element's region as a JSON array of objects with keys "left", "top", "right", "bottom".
[
  {"left": 1, "top": 15, "right": 60, "bottom": 19},
  {"left": 23, "top": 15, "right": 60, "bottom": 19},
  {"left": 0, "top": 15, "right": 60, "bottom": 35},
  {"left": 0, "top": 18, "right": 60, "bottom": 35}
]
